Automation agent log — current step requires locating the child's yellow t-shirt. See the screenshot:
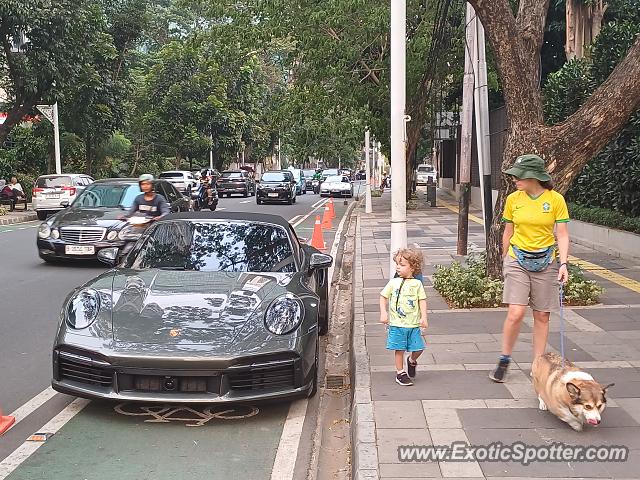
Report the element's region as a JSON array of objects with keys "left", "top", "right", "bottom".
[{"left": 380, "top": 277, "right": 426, "bottom": 328}]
